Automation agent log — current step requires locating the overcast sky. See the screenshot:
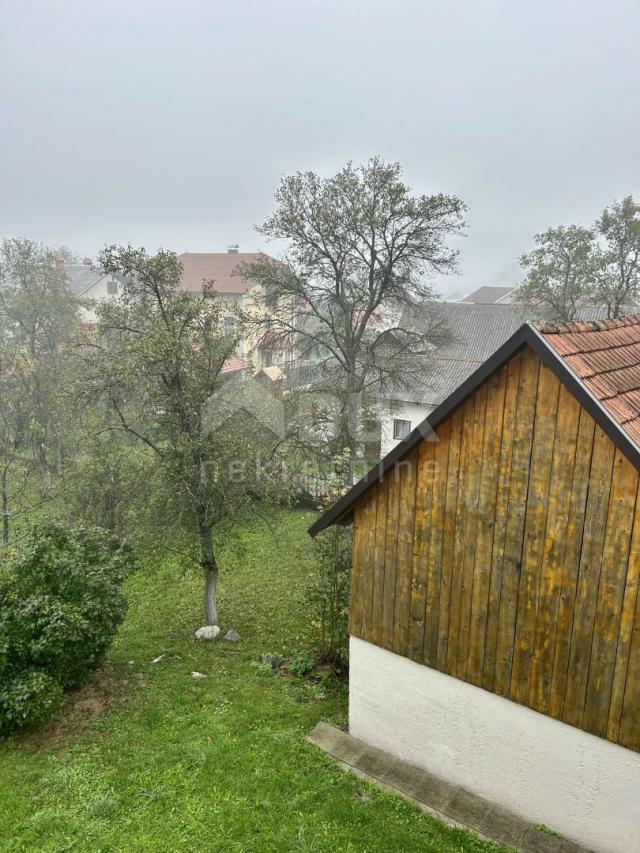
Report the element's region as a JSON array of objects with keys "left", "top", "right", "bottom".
[{"left": 1, "top": 0, "right": 638, "bottom": 296}]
